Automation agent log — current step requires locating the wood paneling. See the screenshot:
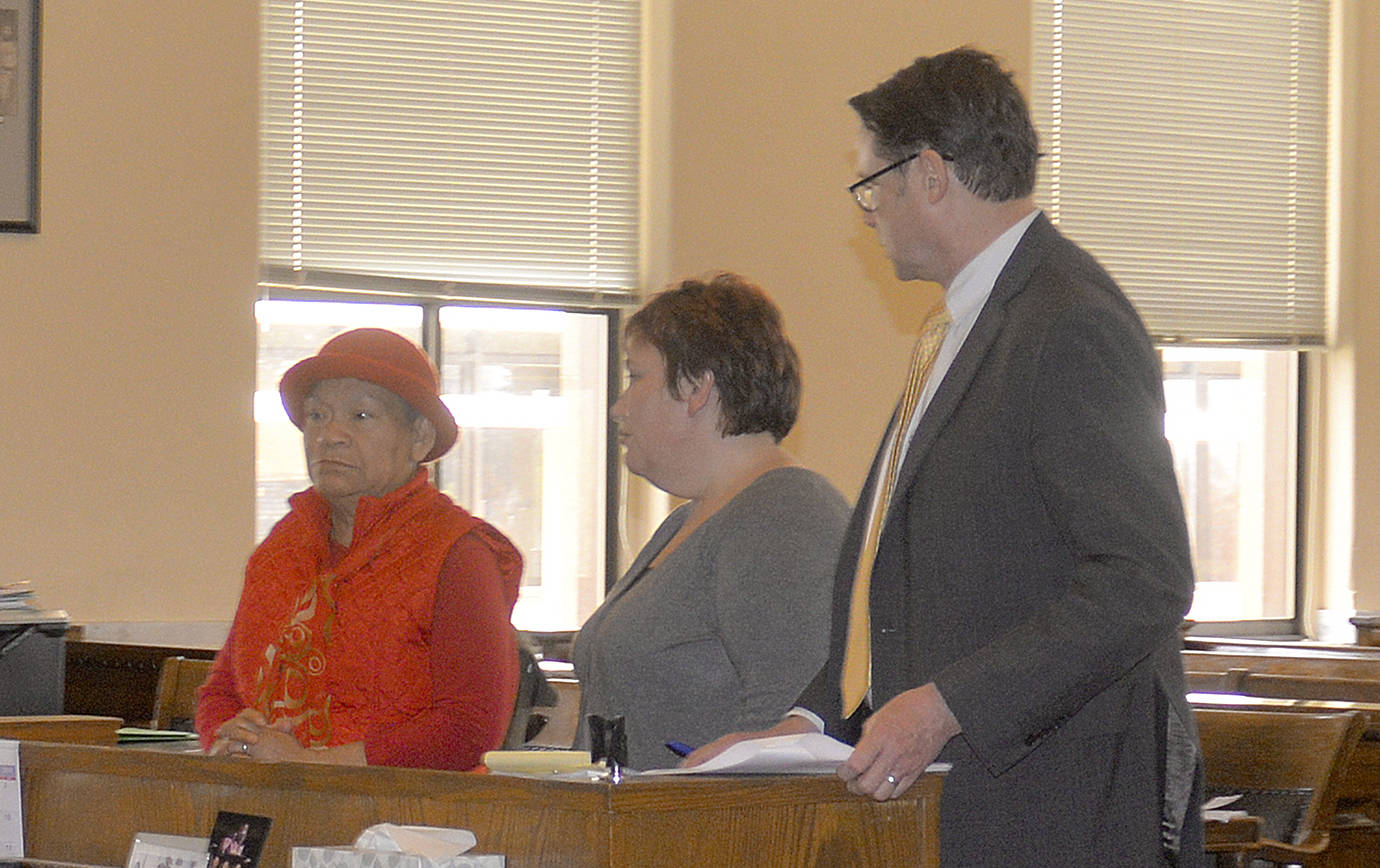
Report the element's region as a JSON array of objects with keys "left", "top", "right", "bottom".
[{"left": 19, "top": 743, "right": 942, "bottom": 868}]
